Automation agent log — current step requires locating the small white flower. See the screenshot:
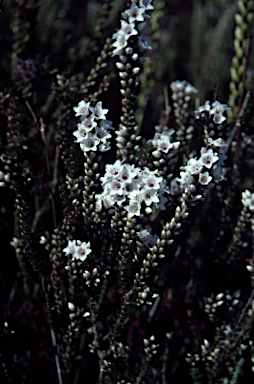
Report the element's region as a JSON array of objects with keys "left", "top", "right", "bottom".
[
  {"left": 80, "top": 133, "right": 100, "bottom": 152},
  {"left": 112, "top": 33, "right": 128, "bottom": 56},
  {"left": 177, "top": 171, "right": 194, "bottom": 186},
  {"left": 125, "top": 201, "right": 141, "bottom": 217},
  {"left": 89, "top": 101, "right": 109, "bottom": 120},
  {"left": 200, "top": 148, "right": 219, "bottom": 169},
  {"left": 157, "top": 139, "right": 173, "bottom": 153},
  {"left": 145, "top": 175, "right": 162, "bottom": 189},
  {"left": 99, "top": 142, "right": 111, "bottom": 152},
  {"left": 124, "top": 3, "right": 145, "bottom": 23},
  {"left": 105, "top": 160, "right": 124, "bottom": 178},
  {"left": 124, "top": 179, "right": 139, "bottom": 194},
  {"left": 139, "top": 0, "right": 154, "bottom": 10},
  {"left": 109, "top": 180, "right": 124, "bottom": 195},
  {"left": 213, "top": 112, "right": 226, "bottom": 125},
  {"left": 141, "top": 188, "right": 159, "bottom": 206},
  {"left": 120, "top": 20, "right": 138, "bottom": 39},
  {"left": 211, "top": 100, "right": 230, "bottom": 115},
  {"left": 63, "top": 240, "right": 77, "bottom": 255},
  {"left": 198, "top": 172, "right": 212, "bottom": 185},
  {"left": 73, "top": 100, "right": 90, "bottom": 117},
  {"left": 183, "top": 158, "right": 203, "bottom": 175},
  {"left": 112, "top": 193, "right": 126, "bottom": 206},
  {"left": 95, "top": 126, "right": 112, "bottom": 143},
  {"left": 73, "top": 126, "right": 89, "bottom": 143},
  {"left": 72, "top": 241, "right": 92, "bottom": 261},
  {"left": 80, "top": 115, "right": 97, "bottom": 131},
  {"left": 138, "top": 227, "right": 152, "bottom": 240},
  {"left": 99, "top": 119, "right": 115, "bottom": 130},
  {"left": 208, "top": 138, "right": 224, "bottom": 147}
]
